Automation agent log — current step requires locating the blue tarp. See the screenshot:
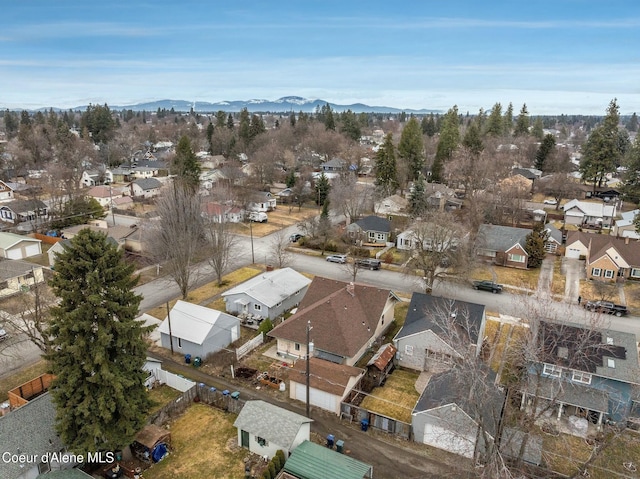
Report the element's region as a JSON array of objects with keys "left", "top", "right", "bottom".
[{"left": 151, "top": 443, "right": 168, "bottom": 462}]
